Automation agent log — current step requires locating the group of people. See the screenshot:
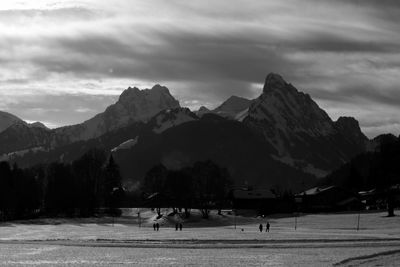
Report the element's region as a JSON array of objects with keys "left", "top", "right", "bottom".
[
  {"left": 152, "top": 223, "right": 160, "bottom": 231},
  {"left": 259, "top": 222, "right": 270, "bottom": 232},
  {"left": 175, "top": 223, "right": 183, "bottom": 231},
  {"left": 152, "top": 222, "right": 184, "bottom": 231}
]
